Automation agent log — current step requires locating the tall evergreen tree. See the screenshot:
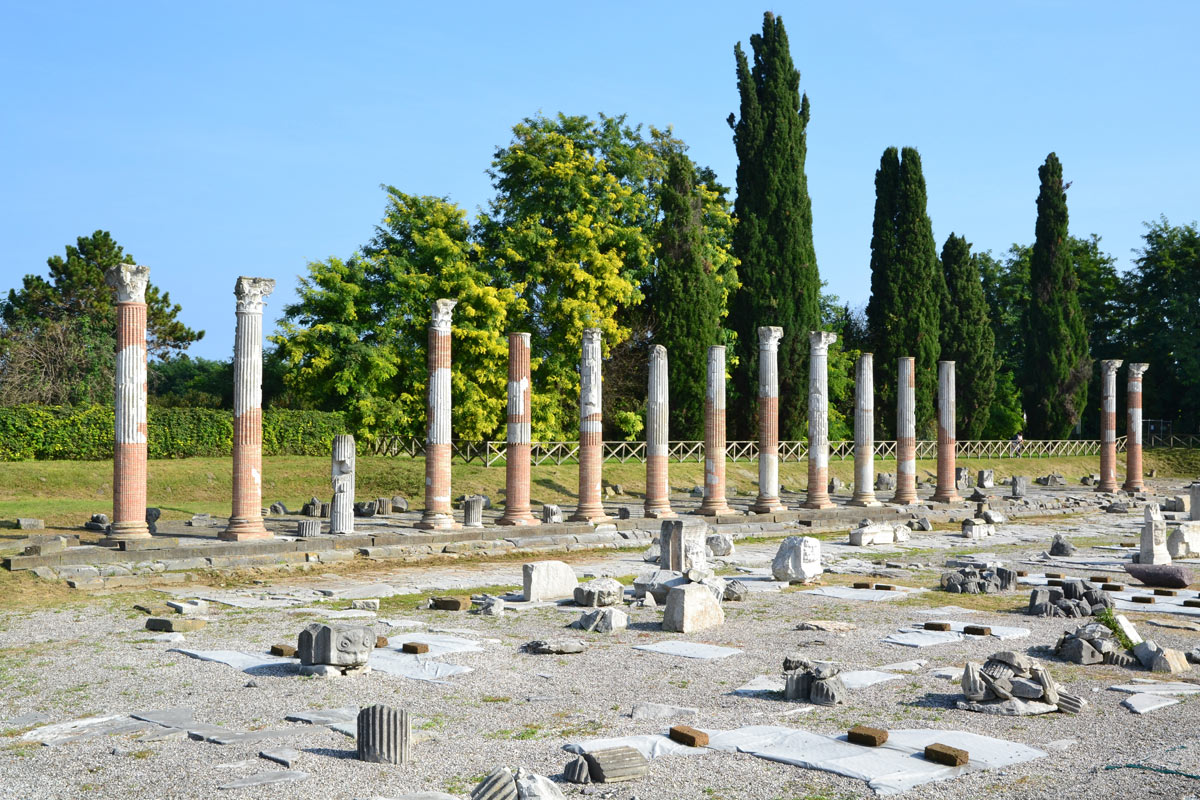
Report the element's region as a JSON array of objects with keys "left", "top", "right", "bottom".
[
  {"left": 727, "top": 11, "right": 821, "bottom": 439},
  {"left": 1022, "top": 152, "right": 1090, "bottom": 438},
  {"left": 939, "top": 233, "right": 997, "bottom": 439},
  {"left": 646, "top": 151, "right": 725, "bottom": 439},
  {"left": 865, "top": 147, "right": 942, "bottom": 436}
]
